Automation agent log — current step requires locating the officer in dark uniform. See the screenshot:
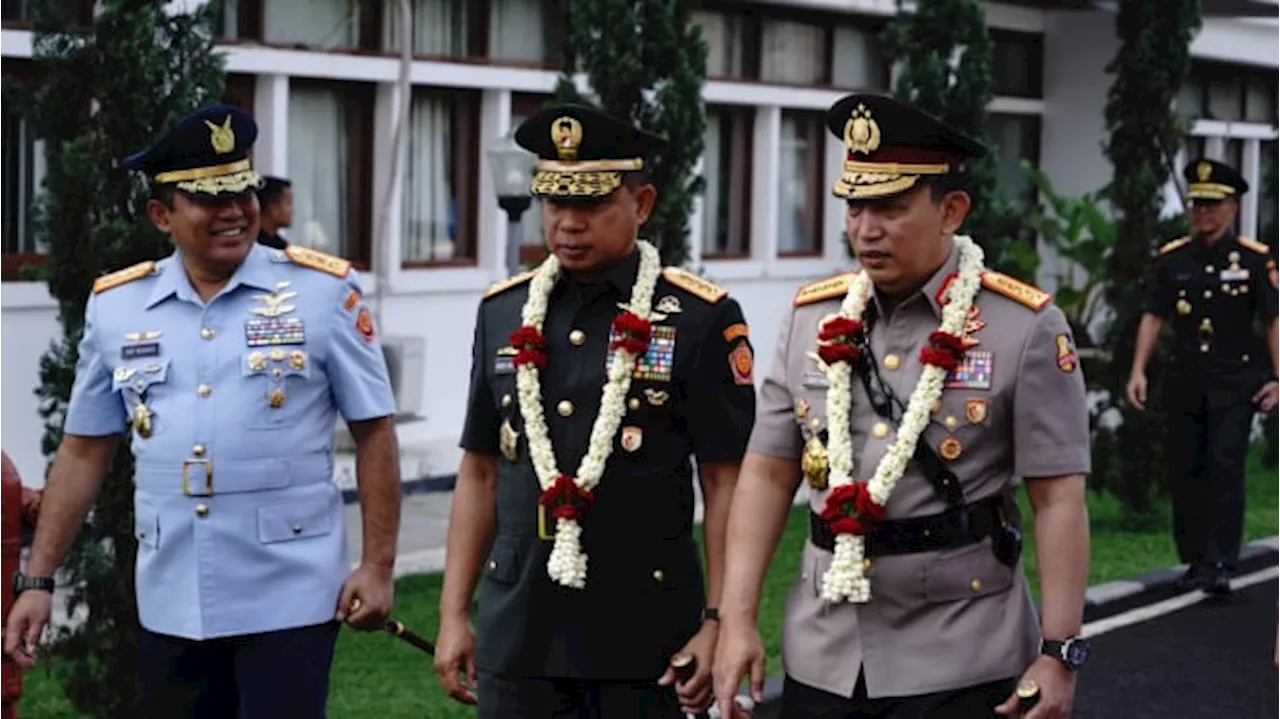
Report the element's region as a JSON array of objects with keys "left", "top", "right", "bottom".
[
  {"left": 434, "top": 103, "right": 757, "bottom": 718},
  {"left": 256, "top": 175, "right": 292, "bottom": 249},
  {"left": 1127, "top": 158, "right": 1279, "bottom": 596}
]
